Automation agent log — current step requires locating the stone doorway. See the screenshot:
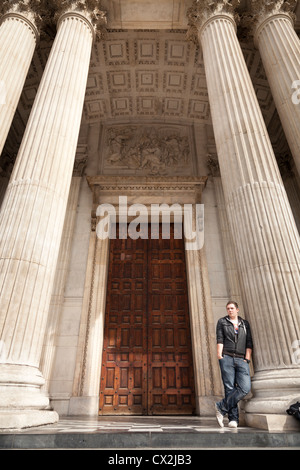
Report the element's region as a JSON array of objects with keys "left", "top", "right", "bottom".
[{"left": 70, "top": 176, "right": 222, "bottom": 419}]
